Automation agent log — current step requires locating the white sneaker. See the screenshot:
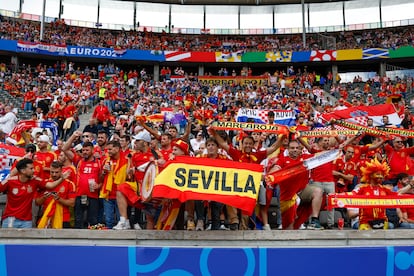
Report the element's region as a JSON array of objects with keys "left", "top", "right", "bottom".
[
  {"left": 277, "top": 224, "right": 283, "bottom": 230},
  {"left": 299, "top": 223, "right": 307, "bottom": 230},
  {"left": 196, "top": 220, "right": 204, "bottom": 231},
  {"left": 263, "top": 224, "right": 271, "bottom": 231},
  {"left": 219, "top": 224, "right": 230, "bottom": 230},
  {"left": 133, "top": 223, "right": 142, "bottom": 230},
  {"left": 205, "top": 223, "right": 212, "bottom": 231},
  {"left": 113, "top": 220, "right": 131, "bottom": 230}
]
